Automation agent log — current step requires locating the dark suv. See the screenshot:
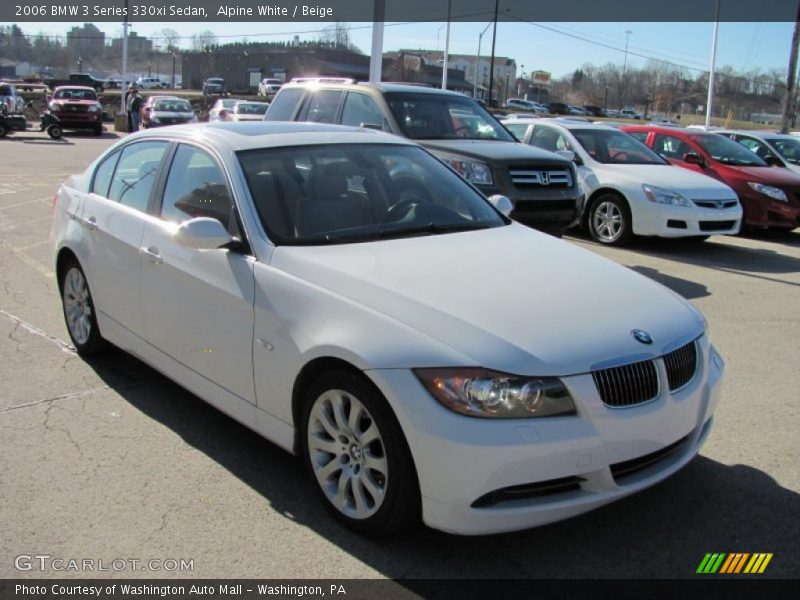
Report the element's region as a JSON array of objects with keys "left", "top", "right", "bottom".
[{"left": 265, "top": 81, "right": 581, "bottom": 233}]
